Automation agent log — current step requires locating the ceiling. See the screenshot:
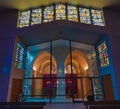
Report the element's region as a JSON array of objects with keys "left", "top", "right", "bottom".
[
  {"left": 0, "top": 0, "right": 120, "bottom": 12},
  {"left": 19, "top": 23, "right": 104, "bottom": 47},
  {"left": 29, "top": 39, "right": 95, "bottom": 52}
]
